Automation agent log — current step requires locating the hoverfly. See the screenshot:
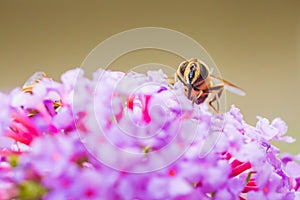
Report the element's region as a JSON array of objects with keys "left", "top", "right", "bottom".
[
  {"left": 21, "top": 72, "right": 62, "bottom": 114},
  {"left": 171, "top": 58, "right": 245, "bottom": 113},
  {"left": 22, "top": 72, "right": 47, "bottom": 93}
]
